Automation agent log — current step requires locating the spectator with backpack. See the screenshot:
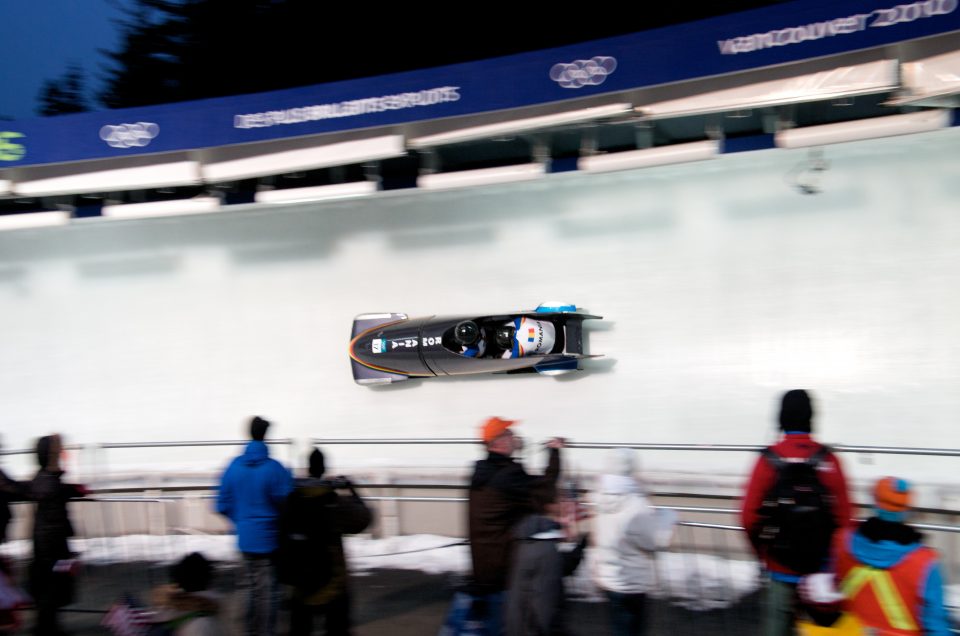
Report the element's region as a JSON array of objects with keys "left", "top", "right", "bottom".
[
  {"left": 277, "top": 448, "right": 371, "bottom": 636},
  {"left": 740, "top": 389, "right": 852, "bottom": 636}
]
